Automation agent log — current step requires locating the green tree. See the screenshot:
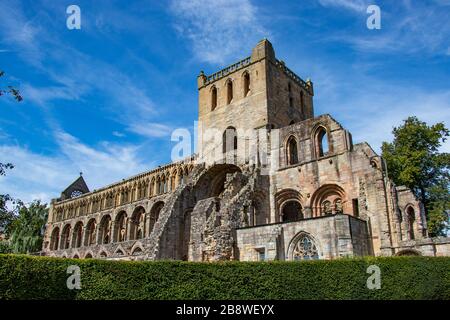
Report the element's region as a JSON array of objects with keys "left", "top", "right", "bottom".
[
  {"left": 9, "top": 201, "right": 48, "bottom": 254},
  {"left": 0, "top": 70, "right": 22, "bottom": 101},
  {"left": 0, "top": 164, "right": 19, "bottom": 238},
  {"left": 382, "top": 116, "right": 450, "bottom": 236}
]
